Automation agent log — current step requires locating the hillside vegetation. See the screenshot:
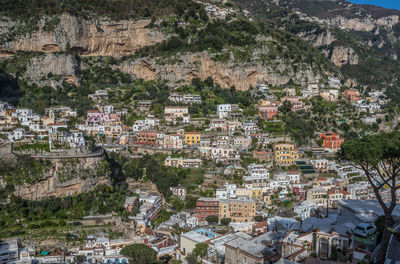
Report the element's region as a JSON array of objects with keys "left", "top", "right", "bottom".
[
  {"left": 0, "top": 0, "right": 199, "bottom": 20},
  {"left": 234, "top": 0, "right": 400, "bottom": 100}
]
